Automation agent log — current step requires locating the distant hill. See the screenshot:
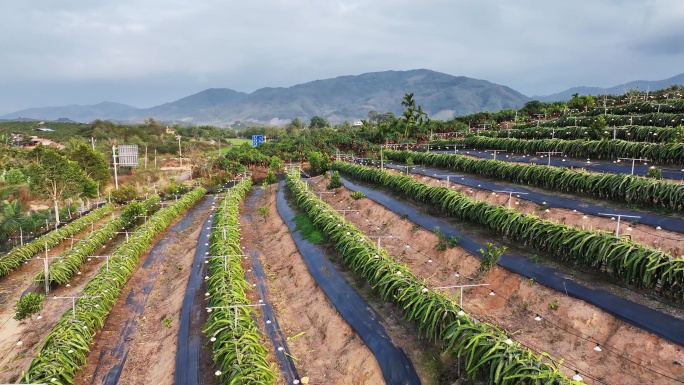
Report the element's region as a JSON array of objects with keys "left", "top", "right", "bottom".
[
  {"left": 0, "top": 69, "right": 530, "bottom": 125},
  {"left": 535, "top": 73, "right": 684, "bottom": 102},
  {"left": 0, "top": 101, "right": 138, "bottom": 123}
]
